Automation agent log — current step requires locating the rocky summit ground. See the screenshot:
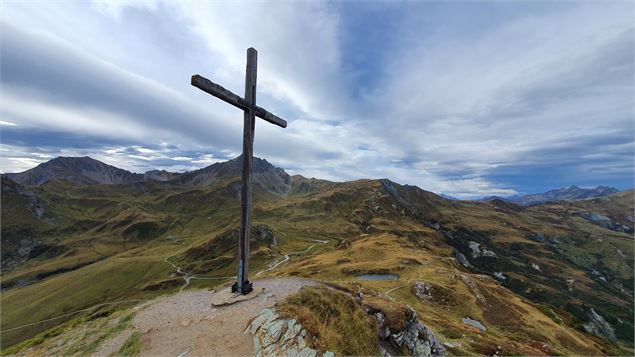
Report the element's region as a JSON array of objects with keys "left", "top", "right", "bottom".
[
  {"left": 133, "top": 278, "right": 318, "bottom": 357},
  {"left": 7, "top": 278, "right": 320, "bottom": 356}
]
